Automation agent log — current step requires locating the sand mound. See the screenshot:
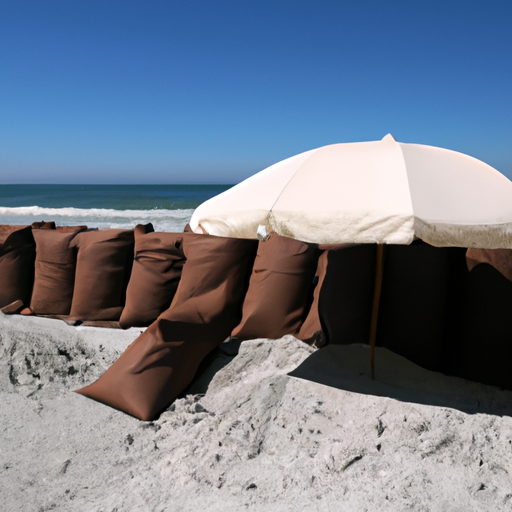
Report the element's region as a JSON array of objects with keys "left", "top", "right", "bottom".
[{"left": 2, "top": 313, "right": 512, "bottom": 511}]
